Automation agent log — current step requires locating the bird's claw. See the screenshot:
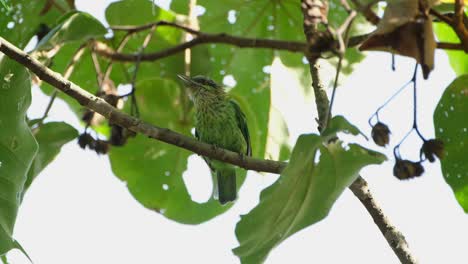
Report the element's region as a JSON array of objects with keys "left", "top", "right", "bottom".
[{"left": 238, "top": 152, "right": 247, "bottom": 166}]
